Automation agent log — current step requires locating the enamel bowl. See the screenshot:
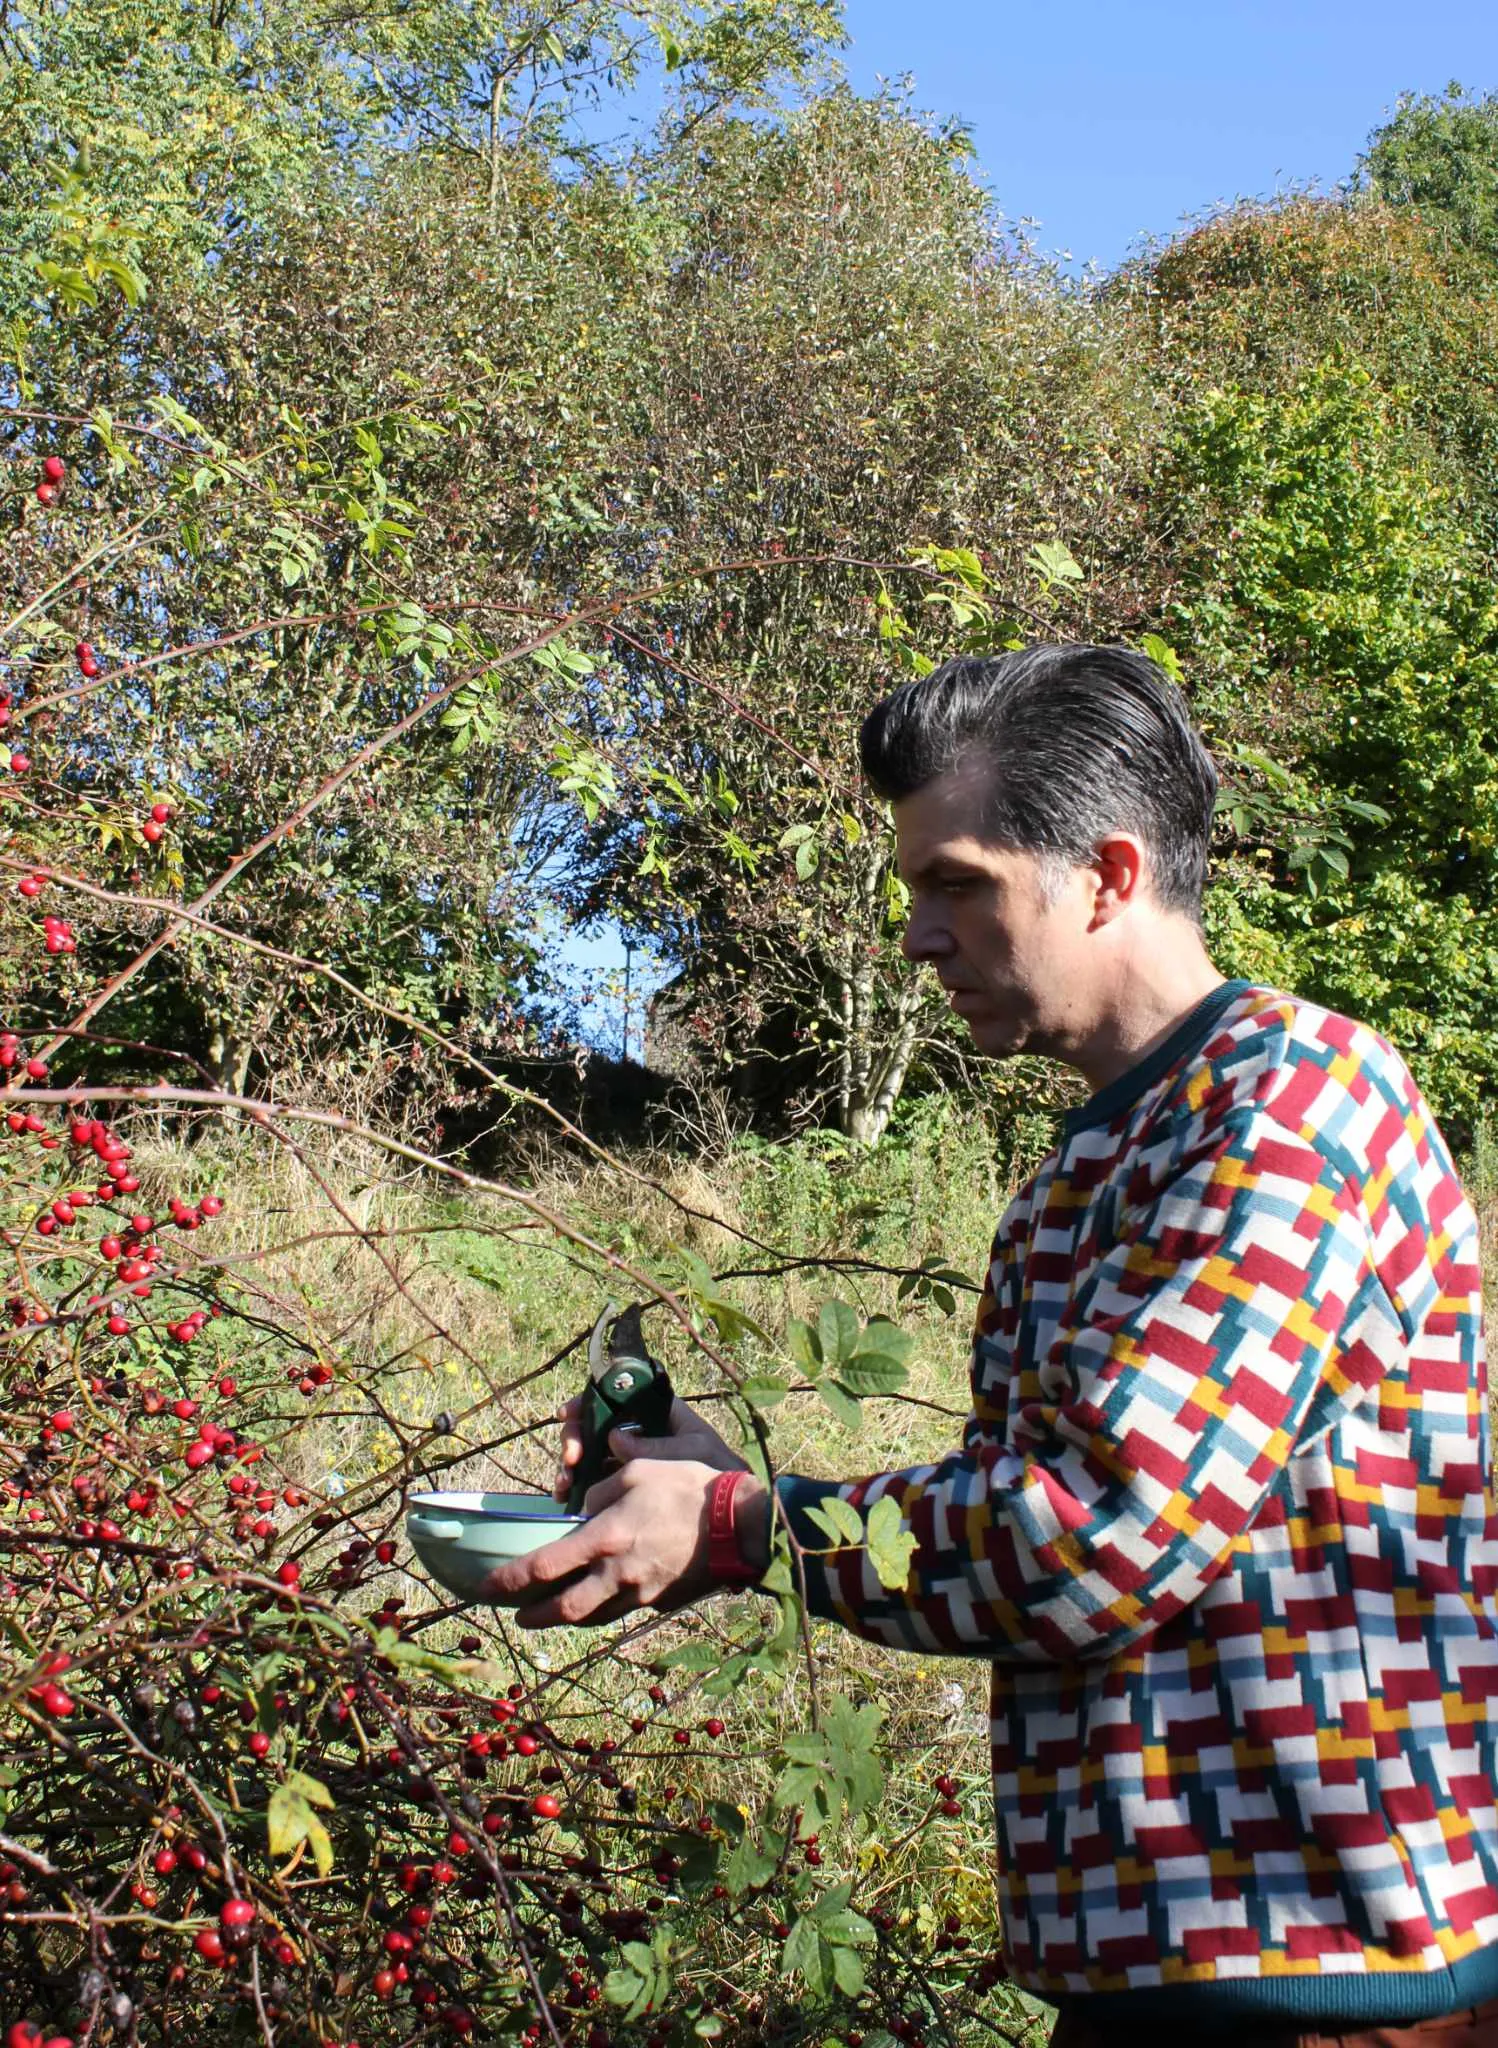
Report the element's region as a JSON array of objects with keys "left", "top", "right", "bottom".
[{"left": 406, "top": 1490, "right": 588, "bottom": 1607}]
